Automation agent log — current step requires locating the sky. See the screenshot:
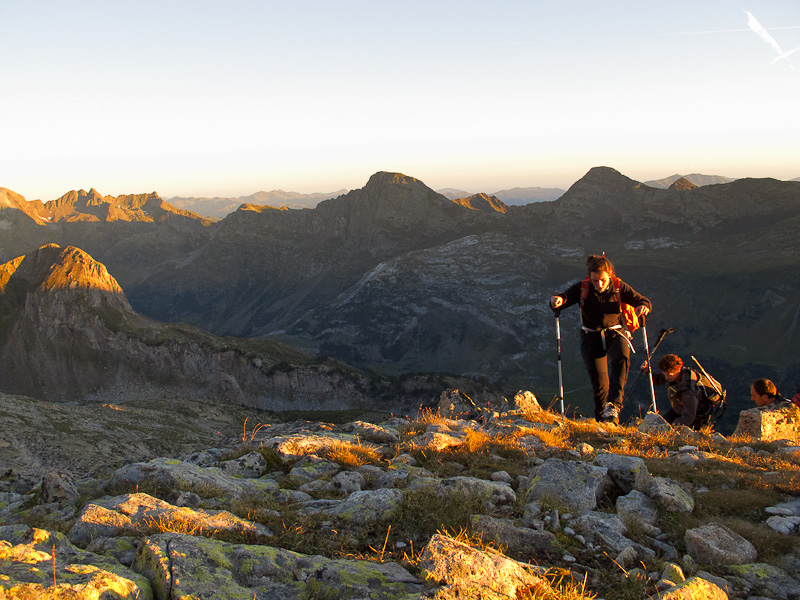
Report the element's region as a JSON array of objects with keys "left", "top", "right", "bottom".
[{"left": 2, "top": 1, "right": 799, "bottom": 201}]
